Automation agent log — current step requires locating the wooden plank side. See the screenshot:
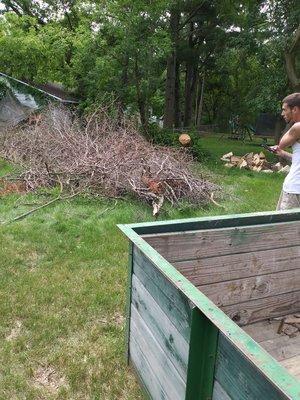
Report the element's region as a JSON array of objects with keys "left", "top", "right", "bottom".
[
  {"left": 130, "top": 337, "right": 171, "bottom": 400},
  {"left": 222, "top": 291, "right": 300, "bottom": 325},
  {"left": 125, "top": 242, "right": 134, "bottom": 363},
  {"left": 281, "top": 356, "right": 300, "bottom": 381},
  {"left": 198, "top": 269, "right": 300, "bottom": 307},
  {"left": 259, "top": 335, "right": 300, "bottom": 362},
  {"left": 131, "top": 275, "right": 189, "bottom": 381},
  {"left": 212, "top": 380, "right": 232, "bottom": 400},
  {"left": 174, "top": 246, "right": 300, "bottom": 285},
  {"left": 143, "top": 221, "right": 300, "bottom": 262},
  {"left": 215, "top": 334, "right": 289, "bottom": 400},
  {"left": 120, "top": 225, "right": 300, "bottom": 399},
  {"left": 133, "top": 246, "right": 192, "bottom": 341},
  {"left": 130, "top": 308, "right": 186, "bottom": 400},
  {"left": 243, "top": 320, "right": 283, "bottom": 342},
  {"left": 125, "top": 210, "right": 300, "bottom": 236}
]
